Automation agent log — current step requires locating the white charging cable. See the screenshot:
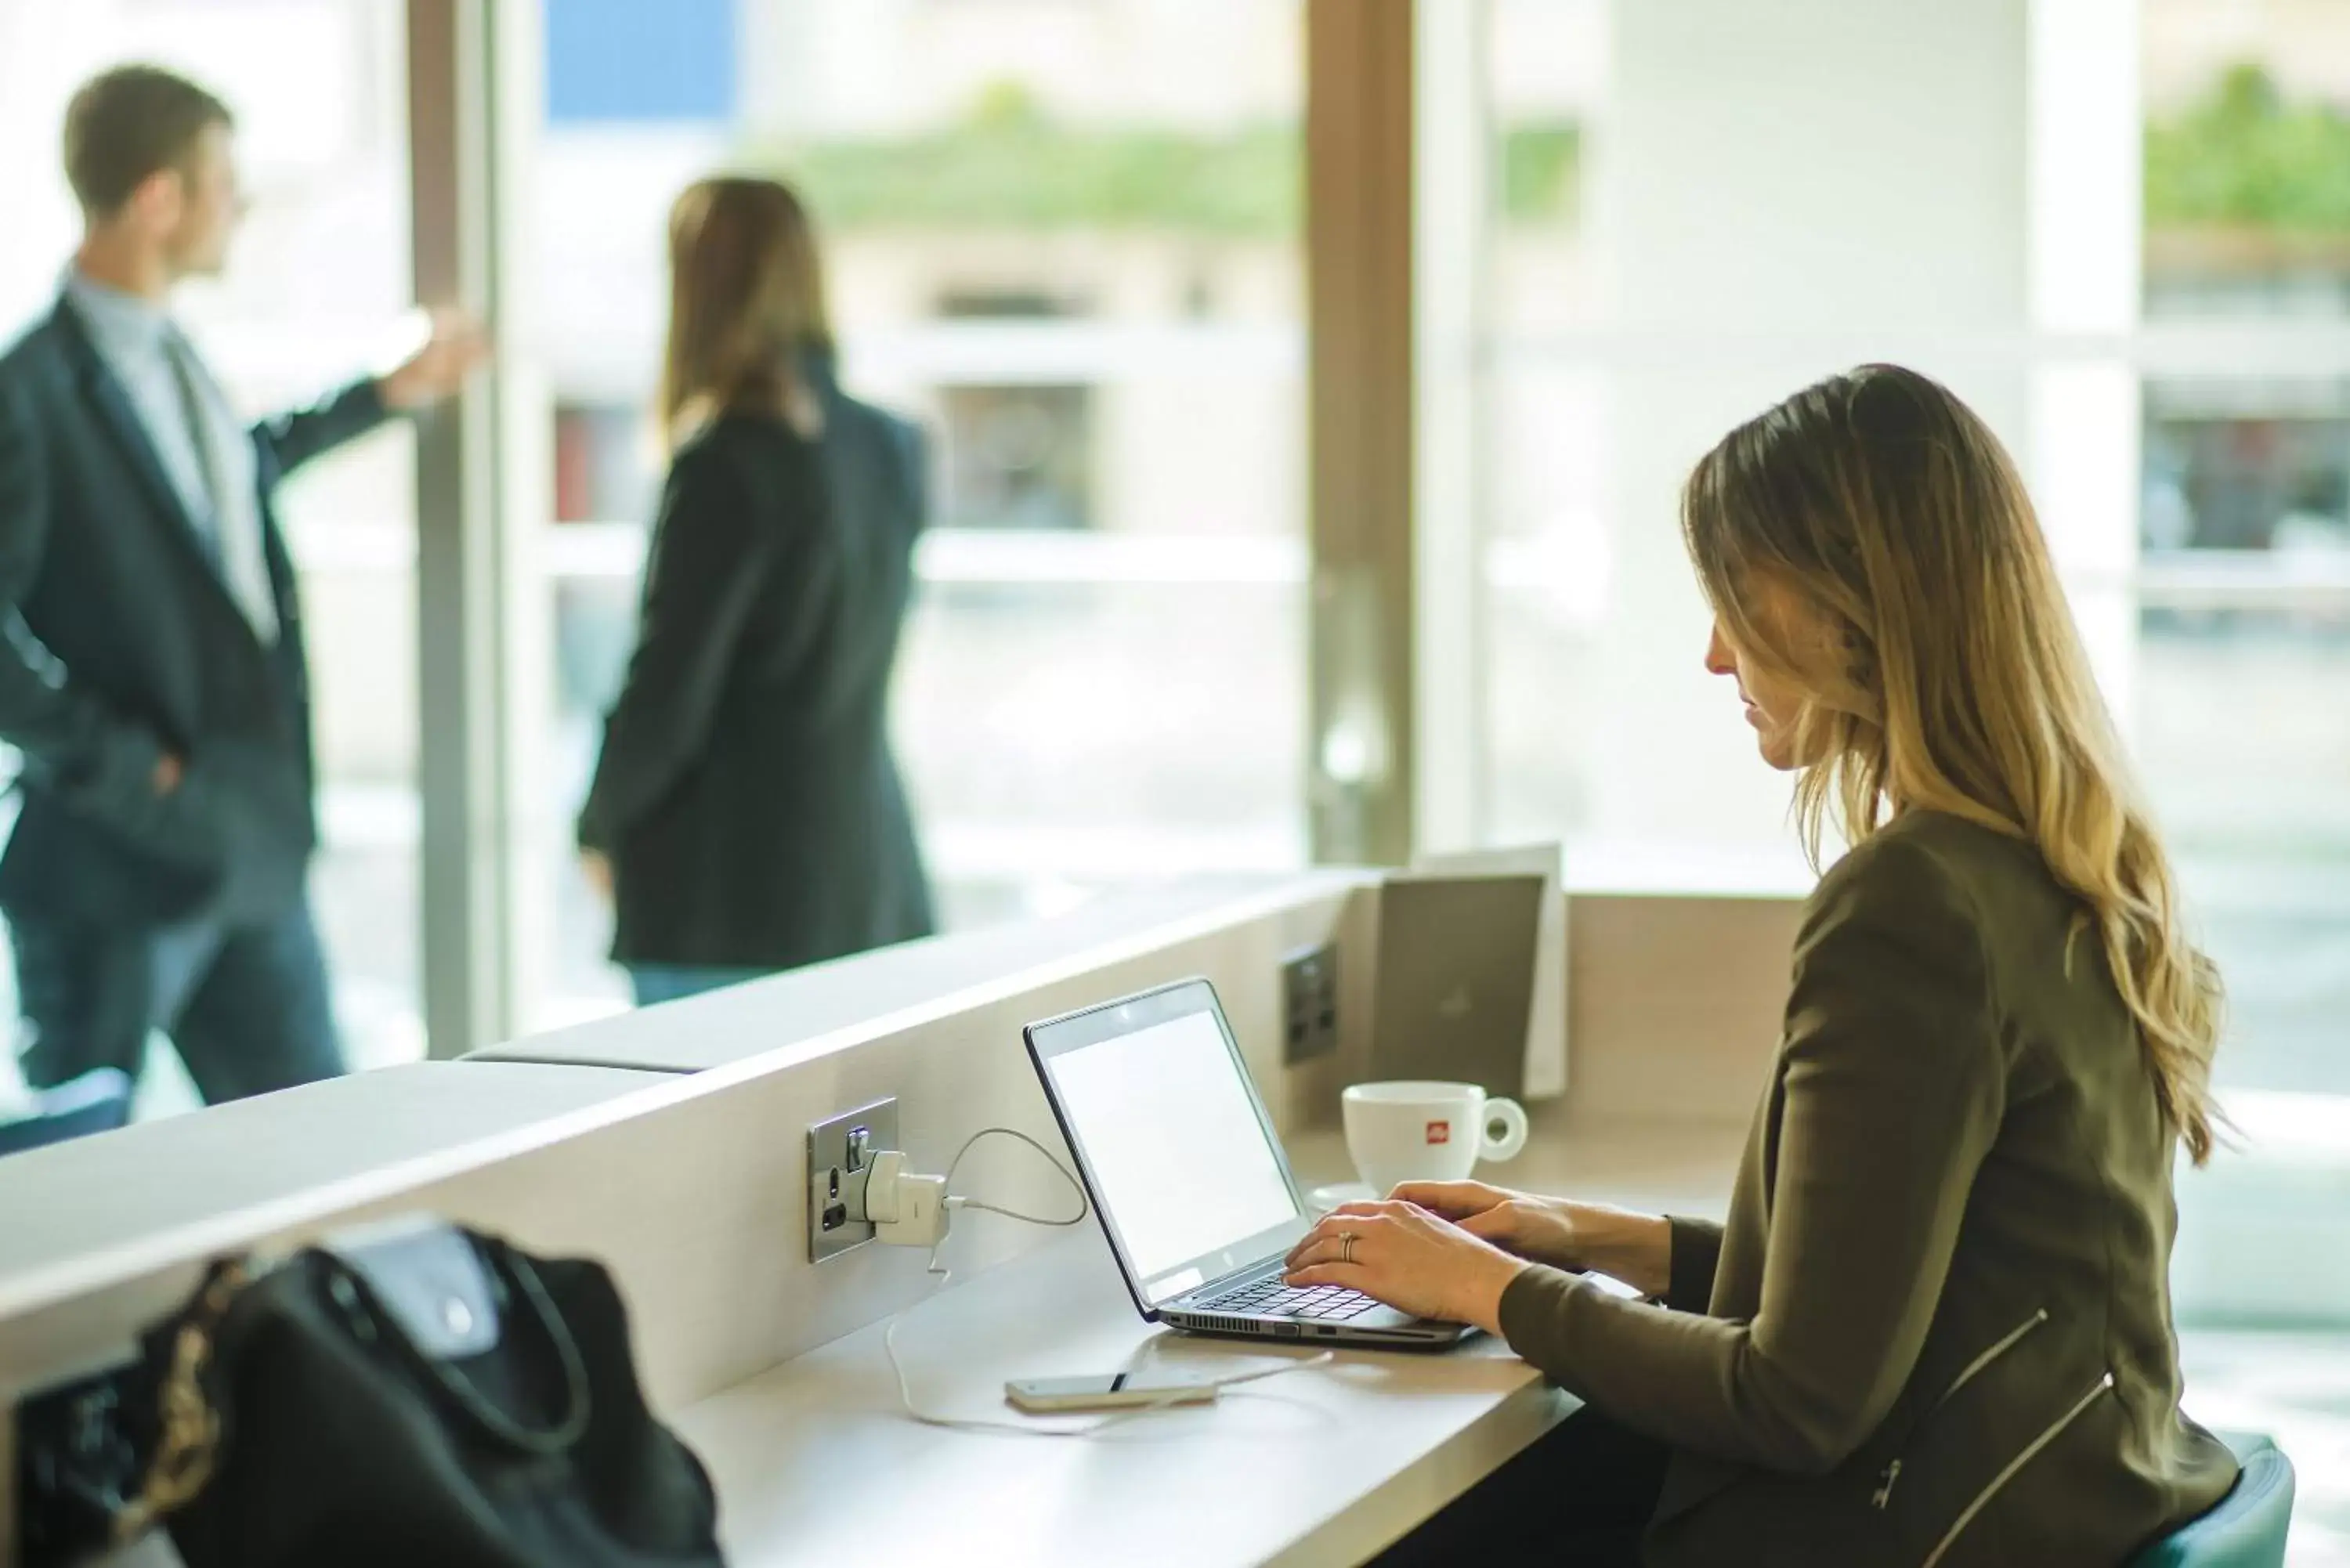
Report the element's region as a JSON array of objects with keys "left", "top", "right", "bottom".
[
  {"left": 863, "top": 1126, "right": 1093, "bottom": 1285},
  {"left": 873, "top": 1125, "right": 1336, "bottom": 1436},
  {"left": 934, "top": 1125, "right": 1092, "bottom": 1278}
]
